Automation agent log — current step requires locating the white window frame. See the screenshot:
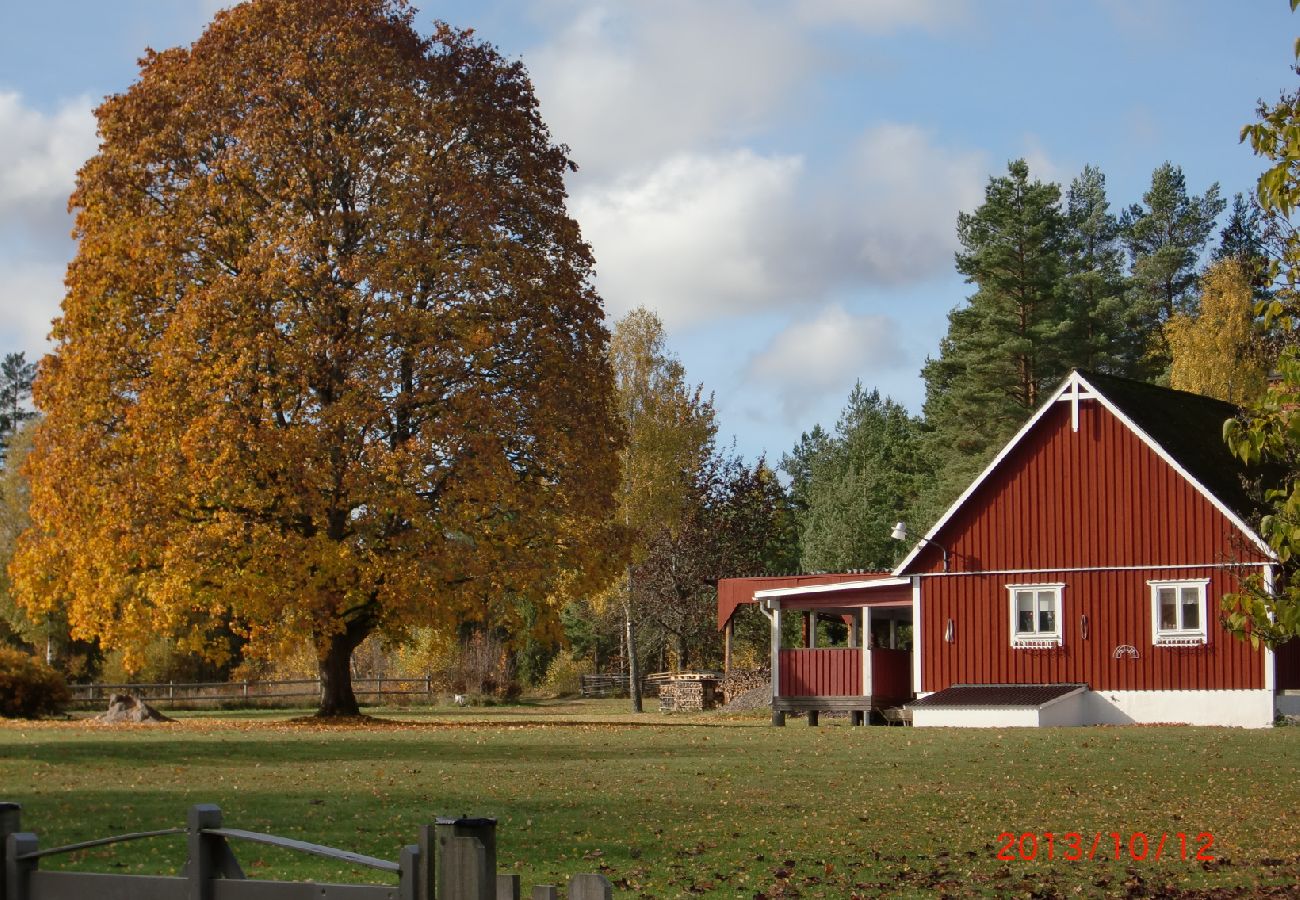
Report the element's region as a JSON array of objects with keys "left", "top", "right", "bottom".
[
  {"left": 1148, "top": 578, "right": 1209, "bottom": 646},
  {"left": 1006, "top": 583, "right": 1065, "bottom": 648}
]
